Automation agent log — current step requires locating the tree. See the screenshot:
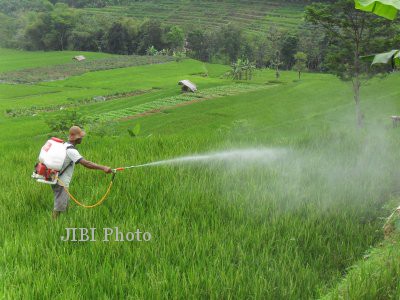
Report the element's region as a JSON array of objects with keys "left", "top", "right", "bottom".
[
  {"left": 24, "top": 12, "right": 52, "bottom": 50},
  {"left": 137, "top": 19, "right": 165, "bottom": 55},
  {"left": 297, "top": 24, "right": 328, "bottom": 71},
  {"left": 50, "top": 3, "right": 75, "bottom": 50},
  {"left": 294, "top": 52, "right": 307, "bottom": 79},
  {"left": 266, "top": 26, "right": 283, "bottom": 79},
  {"left": 23, "top": 3, "right": 75, "bottom": 50},
  {"left": 242, "top": 59, "right": 256, "bottom": 80},
  {"left": 0, "top": 12, "right": 17, "bottom": 48},
  {"left": 251, "top": 35, "right": 269, "bottom": 68},
  {"left": 105, "top": 22, "right": 129, "bottom": 54},
  {"left": 217, "top": 23, "right": 243, "bottom": 63},
  {"left": 270, "top": 50, "right": 283, "bottom": 79},
  {"left": 166, "top": 25, "right": 184, "bottom": 51},
  {"left": 227, "top": 58, "right": 255, "bottom": 81},
  {"left": 281, "top": 34, "right": 299, "bottom": 70},
  {"left": 305, "top": 0, "right": 397, "bottom": 127},
  {"left": 186, "top": 28, "right": 210, "bottom": 62},
  {"left": 355, "top": 0, "right": 400, "bottom": 70}
]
